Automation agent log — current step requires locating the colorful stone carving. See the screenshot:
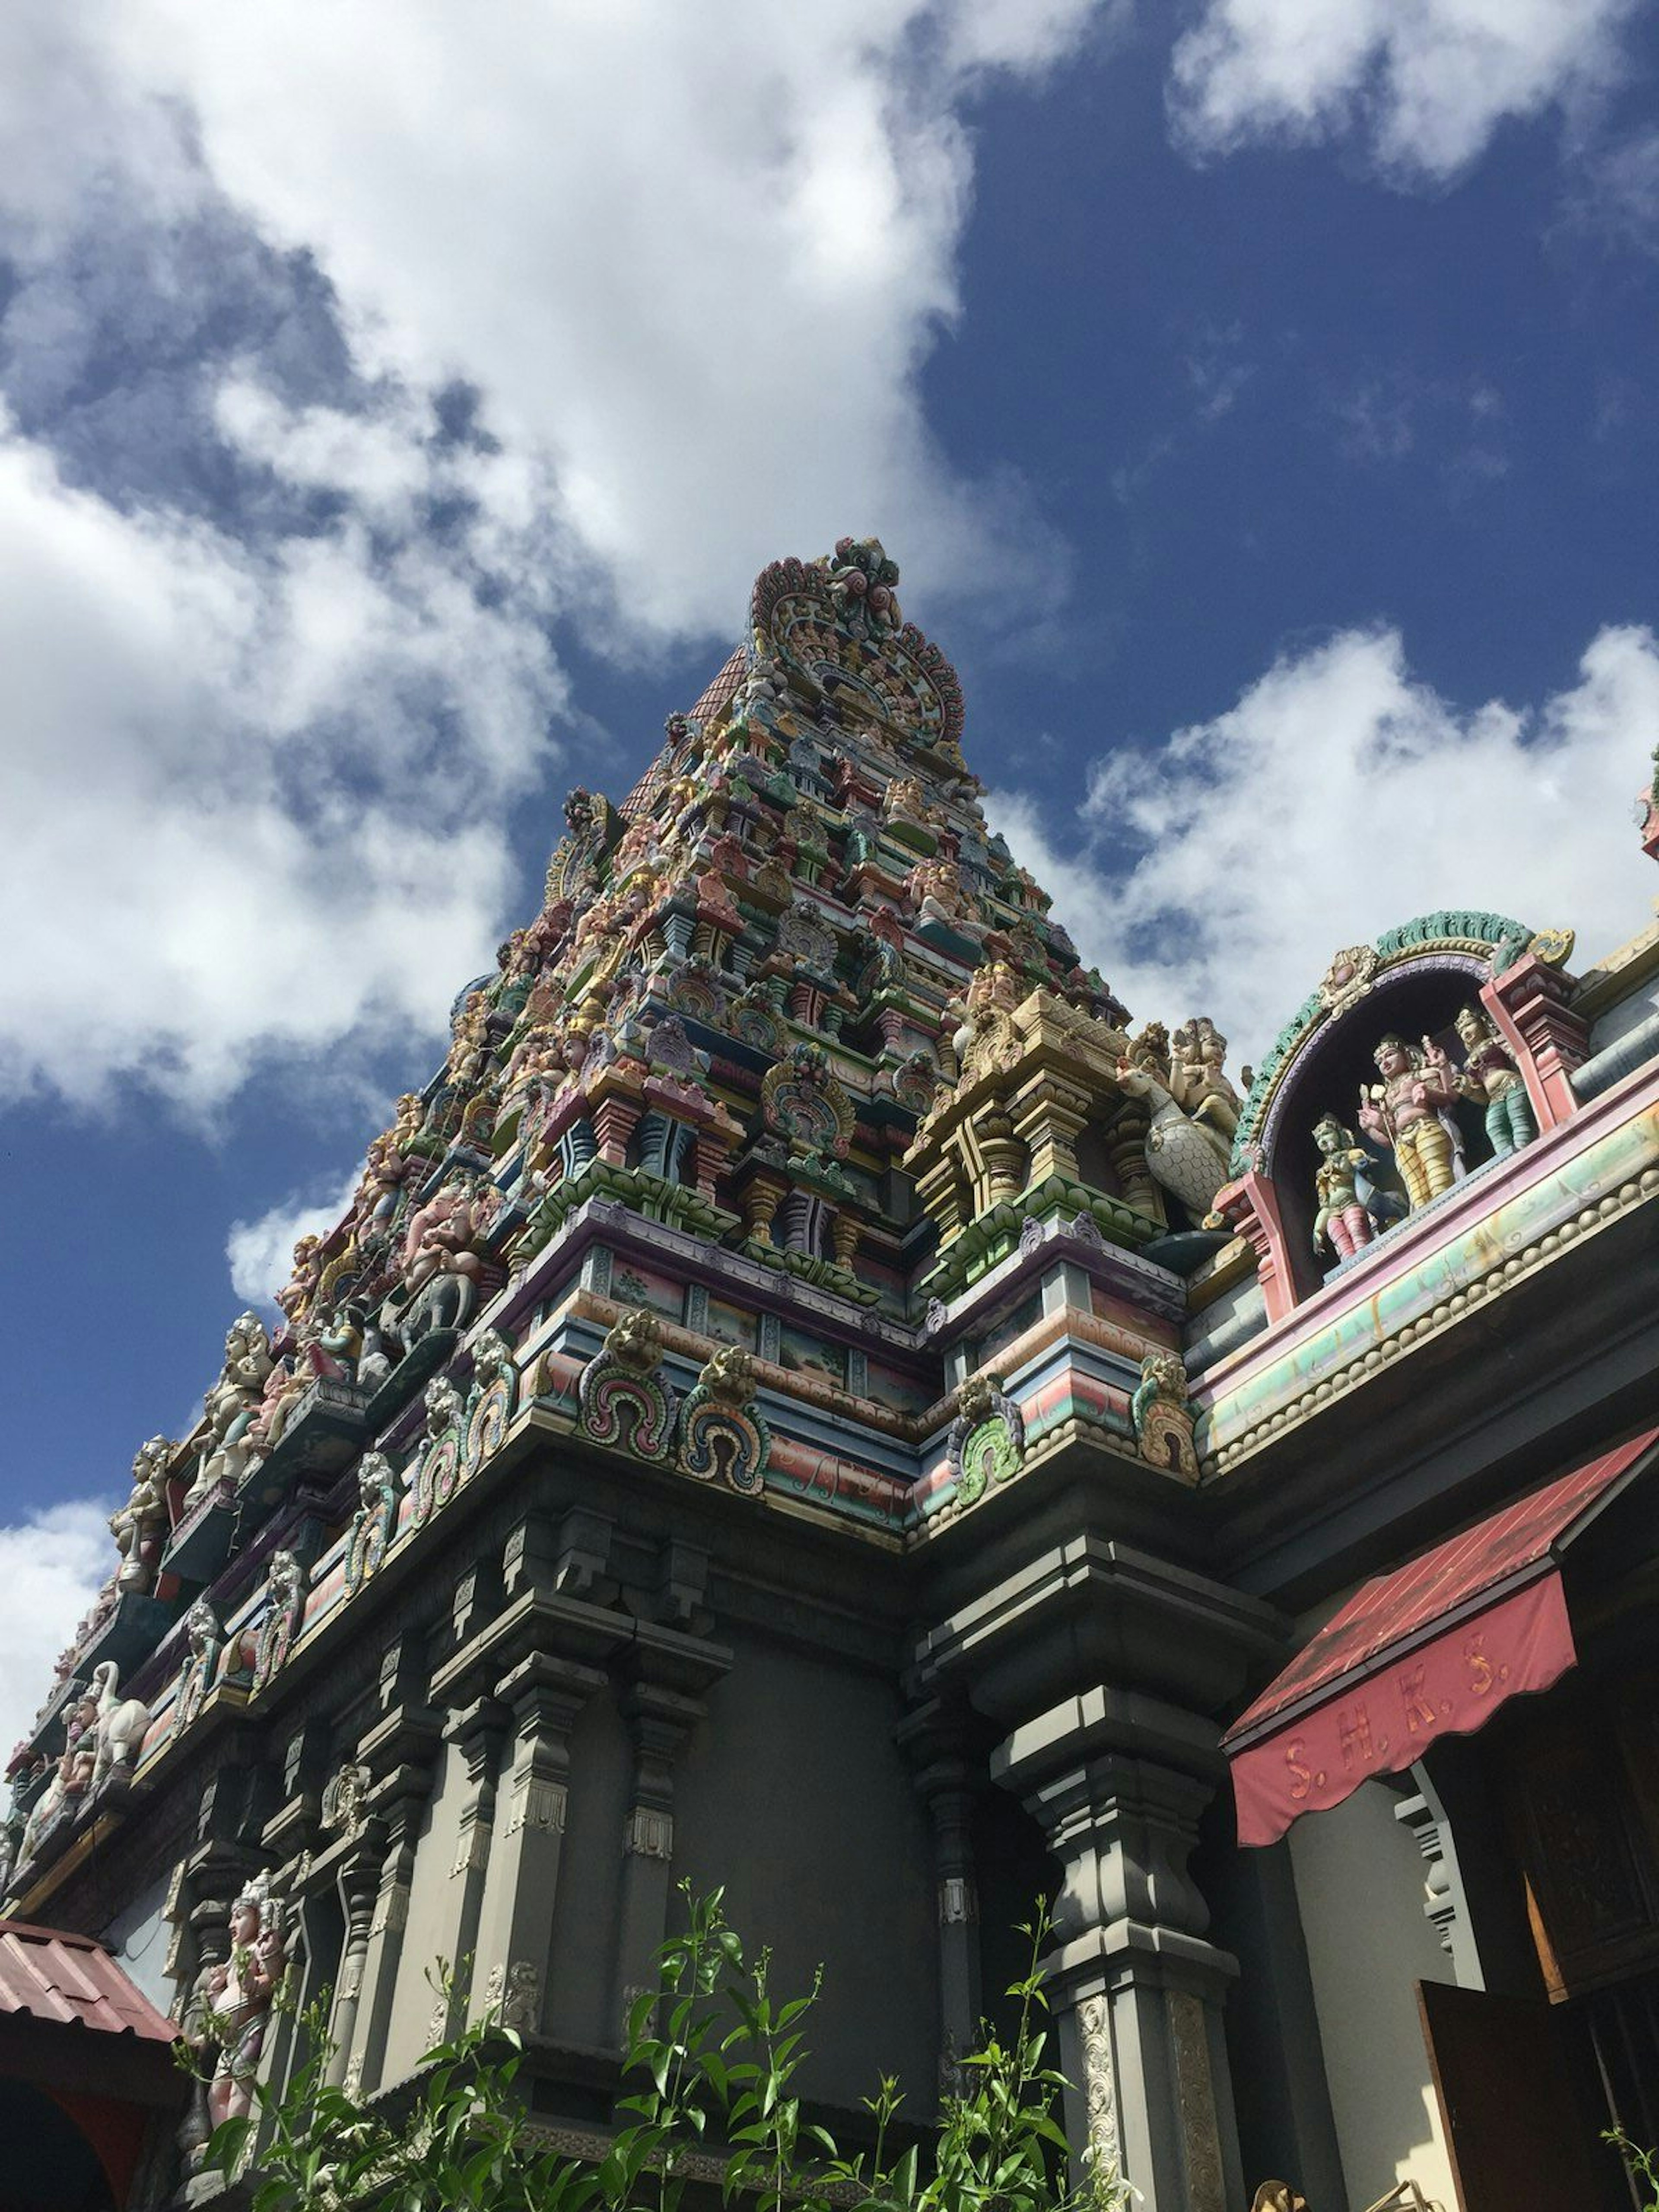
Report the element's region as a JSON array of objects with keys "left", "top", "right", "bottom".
[
  {"left": 761, "top": 1042, "right": 856, "bottom": 1162},
  {"left": 344, "top": 1453, "right": 400, "bottom": 1593},
  {"left": 88, "top": 1661, "right": 151, "bottom": 1793},
  {"left": 251, "top": 1550, "right": 306, "bottom": 1690},
  {"left": 946, "top": 1373, "right": 1026, "bottom": 1507},
  {"left": 578, "top": 1310, "right": 678, "bottom": 1462},
  {"left": 1358, "top": 1035, "right": 1463, "bottom": 1211},
  {"left": 173, "top": 1599, "right": 223, "bottom": 1734},
  {"left": 1311, "top": 1115, "right": 1380, "bottom": 1263},
  {"left": 187, "top": 1313, "right": 275, "bottom": 1504},
  {"left": 1115, "top": 1055, "right": 1234, "bottom": 1217},
  {"left": 1131, "top": 1353, "right": 1199, "bottom": 1480},
  {"left": 461, "top": 1331, "right": 518, "bottom": 1478},
  {"left": 1454, "top": 1005, "right": 1537, "bottom": 1158},
  {"left": 401, "top": 1172, "right": 498, "bottom": 1297},
  {"left": 410, "top": 1375, "right": 465, "bottom": 1527},
  {"left": 18, "top": 1686, "right": 98, "bottom": 1865},
  {"left": 677, "top": 1345, "right": 770, "bottom": 1496},
  {"left": 1166, "top": 1017, "right": 1243, "bottom": 1143},
  {"left": 111, "top": 1437, "right": 171, "bottom": 1595},
  {"left": 203, "top": 1872, "right": 288, "bottom": 2136}
]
